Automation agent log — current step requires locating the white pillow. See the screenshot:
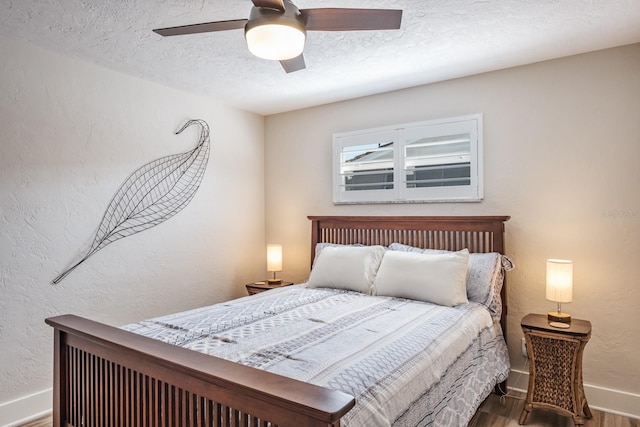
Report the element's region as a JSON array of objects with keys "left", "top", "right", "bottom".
[
  {"left": 387, "top": 242, "right": 514, "bottom": 319},
  {"left": 373, "top": 249, "right": 469, "bottom": 306},
  {"left": 312, "top": 242, "right": 364, "bottom": 266},
  {"left": 307, "top": 245, "right": 385, "bottom": 294}
]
